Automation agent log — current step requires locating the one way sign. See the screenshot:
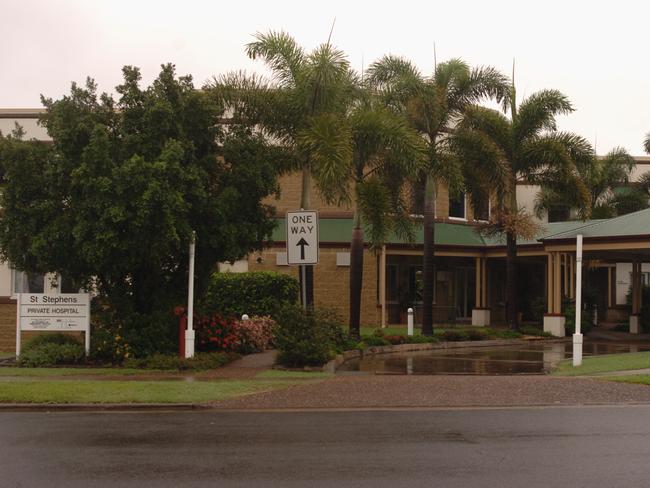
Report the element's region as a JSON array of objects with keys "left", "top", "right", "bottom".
[{"left": 286, "top": 210, "right": 319, "bottom": 265}]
